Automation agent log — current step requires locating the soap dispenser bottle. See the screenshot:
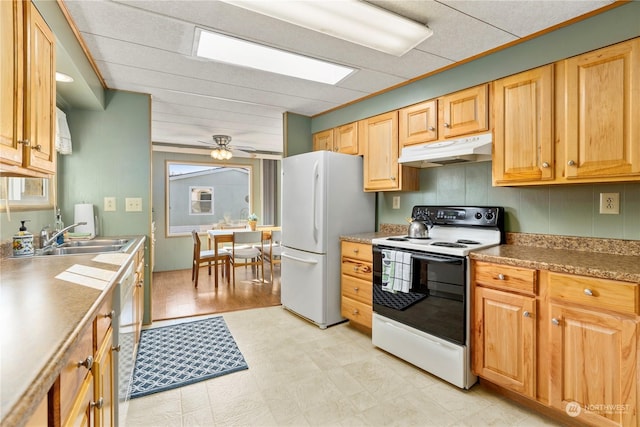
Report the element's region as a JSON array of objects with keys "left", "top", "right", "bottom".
[
  {"left": 55, "top": 209, "right": 65, "bottom": 245},
  {"left": 13, "top": 220, "right": 34, "bottom": 257}
]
